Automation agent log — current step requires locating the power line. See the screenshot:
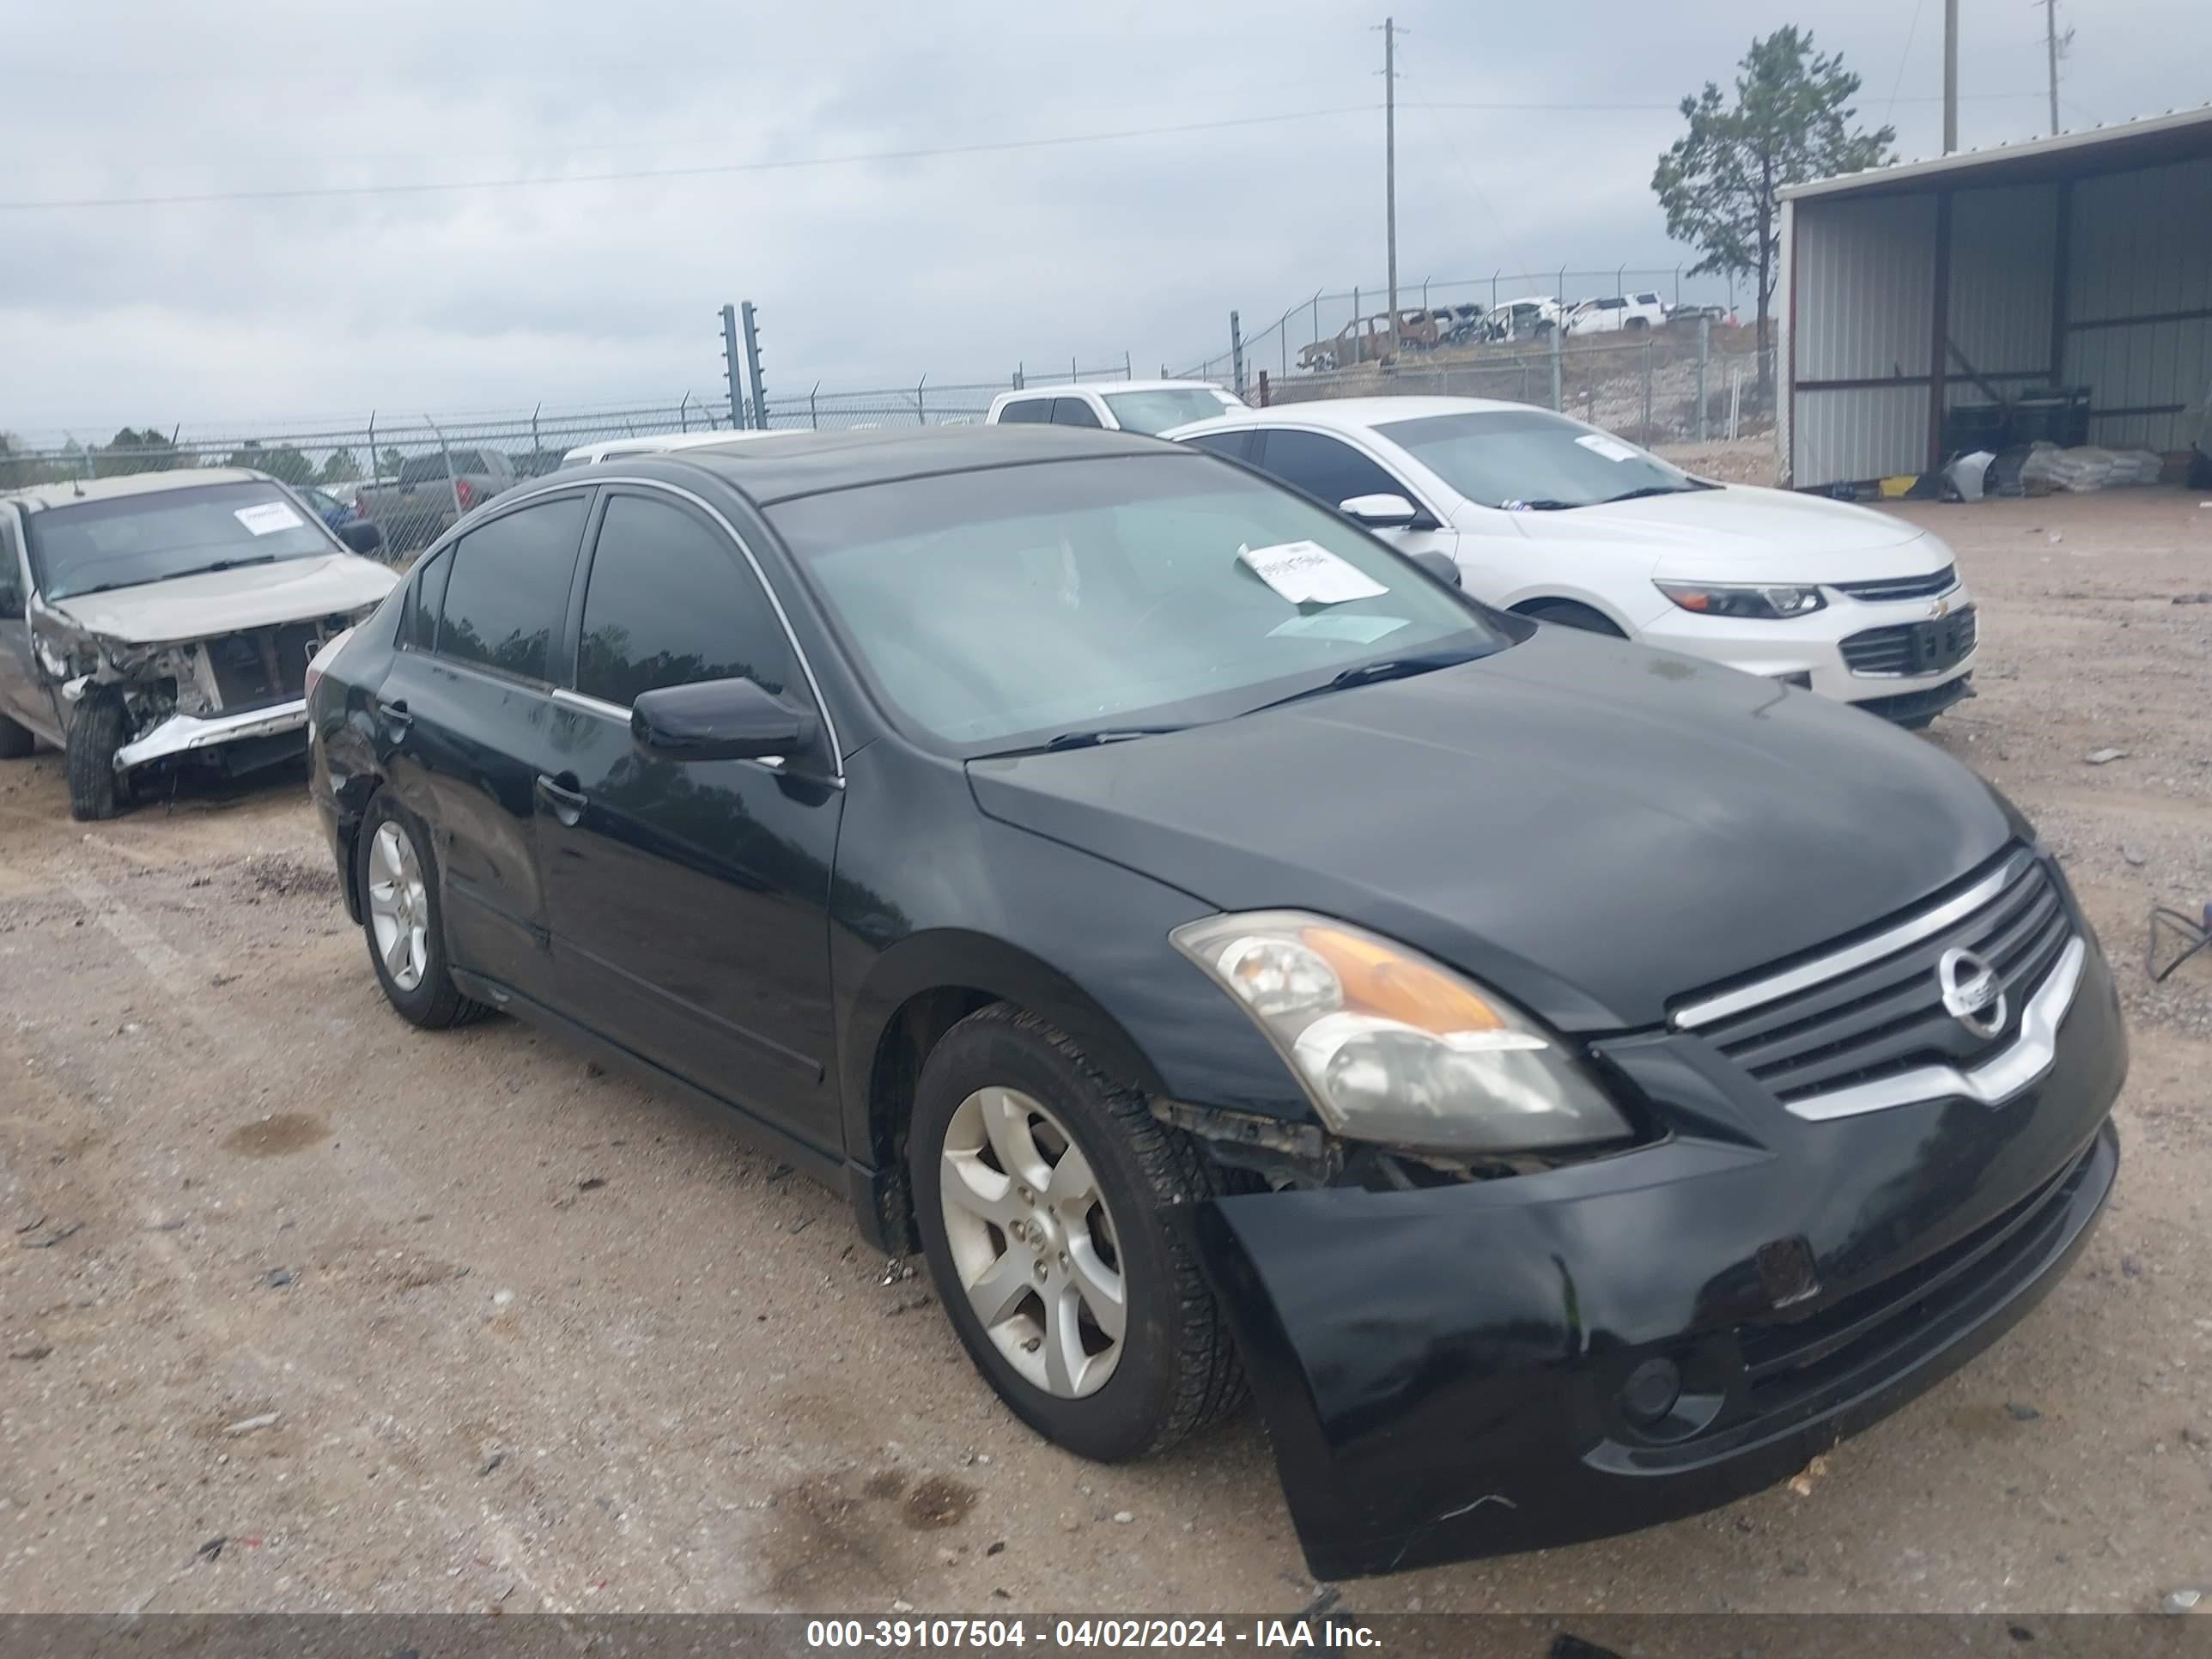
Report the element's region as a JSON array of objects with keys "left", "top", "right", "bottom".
[
  {"left": 1884, "top": 0, "right": 1929, "bottom": 130},
  {"left": 0, "top": 106, "right": 1376, "bottom": 212}
]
